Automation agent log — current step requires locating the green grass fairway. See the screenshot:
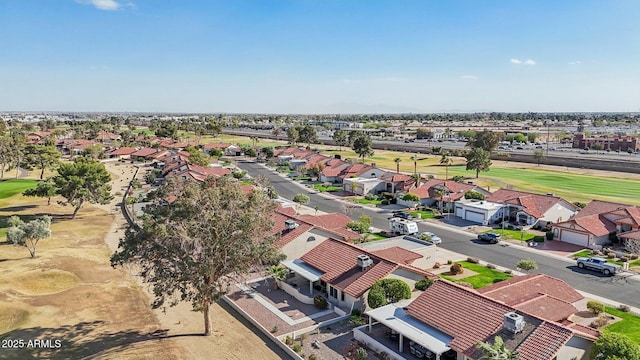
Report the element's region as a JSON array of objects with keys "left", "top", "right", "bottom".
[
  {"left": 604, "top": 306, "right": 640, "bottom": 344},
  {"left": 0, "top": 179, "right": 38, "bottom": 199},
  {"left": 445, "top": 165, "right": 640, "bottom": 205}
]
